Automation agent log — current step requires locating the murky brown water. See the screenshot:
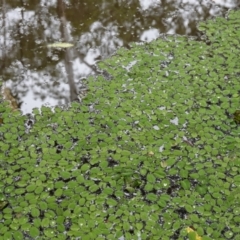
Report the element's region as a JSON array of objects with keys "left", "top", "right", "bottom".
[{"left": 0, "top": 0, "right": 239, "bottom": 114}]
